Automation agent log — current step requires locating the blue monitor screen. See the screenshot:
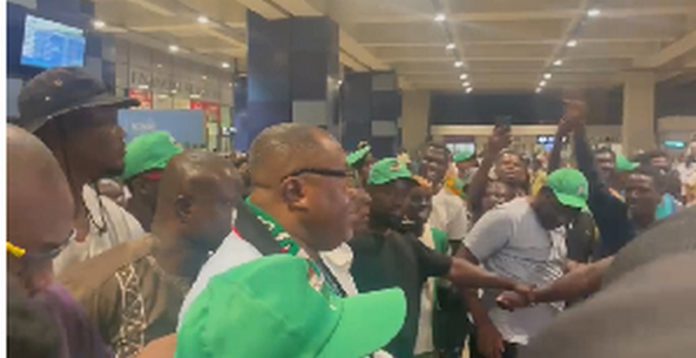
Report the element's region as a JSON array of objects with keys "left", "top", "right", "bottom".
[{"left": 20, "top": 15, "right": 86, "bottom": 69}]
